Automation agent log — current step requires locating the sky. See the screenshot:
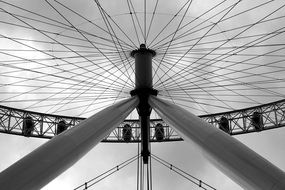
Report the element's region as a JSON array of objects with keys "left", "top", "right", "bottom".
[{"left": 0, "top": 0, "right": 285, "bottom": 189}]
